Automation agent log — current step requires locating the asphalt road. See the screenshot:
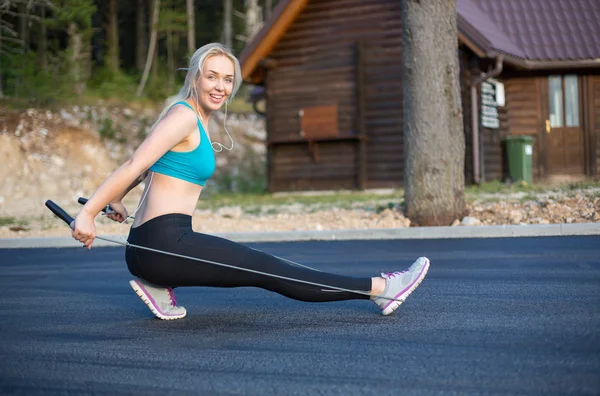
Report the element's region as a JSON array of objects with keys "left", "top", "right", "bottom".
[{"left": 0, "top": 236, "right": 599, "bottom": 395}]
